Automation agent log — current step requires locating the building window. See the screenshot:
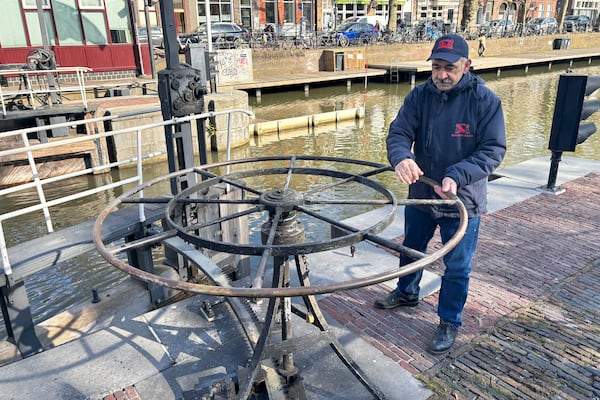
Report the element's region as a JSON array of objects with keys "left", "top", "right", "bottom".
[
  {"left": 240, "top": 0, "right": 252, "bottom": 29},
  {"left": 265, "top": 0, "right": 275, "bottom": 24},
  {"left": 105, "top": 0, "right": 132, "bottom": 43},
  {"left": 25, "top": 11, "right": 57, "bottom": 46},
  {"left": 79, "top": 0, "right": 103, "bottom": 8},
  {"left": 81, "top": 11, "right": 108, "bottom": 44},
  {"left": 300, "top": 0, "right": 313, "bottom": 30},
  {"left": 1, "top": 1, "right": 28, "bottom": 47},
  {"left": 197, "top": 0, "right": 233, "bottom": 24},
  {"left": 283, "top": 0, "right": 295, "bottom": 24},
  {"left": 22, "top": 0, "right": 50, "bottom": 7},
  {"left": 54, "top": 0, "right": 84, "bottom": 45}
]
